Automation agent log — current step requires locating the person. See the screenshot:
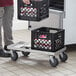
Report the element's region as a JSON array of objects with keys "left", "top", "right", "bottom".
[
  {"left": 23, "top": 0, "right": 30, "bottom": 4},
  {"left": 0, "top": 0, "right": 30, "bottom": 57}
]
